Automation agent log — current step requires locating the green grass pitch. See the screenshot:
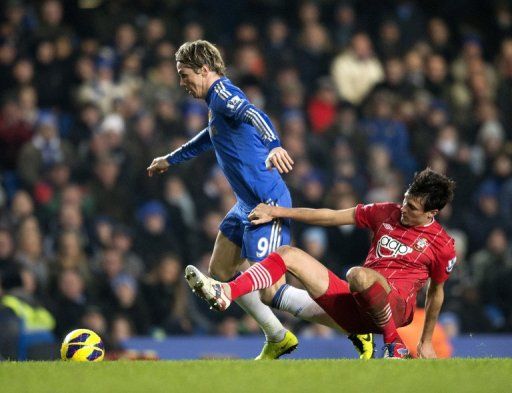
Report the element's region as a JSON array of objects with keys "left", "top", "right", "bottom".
[{"left": 1, "top": 359, "right": 511, "bottom": 393}]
